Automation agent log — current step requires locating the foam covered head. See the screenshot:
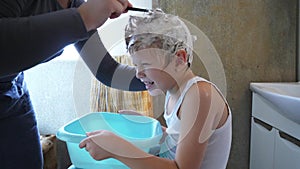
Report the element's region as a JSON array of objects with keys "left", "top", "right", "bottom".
[{"left": 125, "top": 9, "right": 195, "bottom": 64}]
